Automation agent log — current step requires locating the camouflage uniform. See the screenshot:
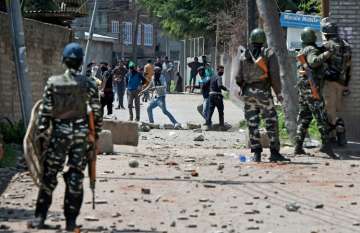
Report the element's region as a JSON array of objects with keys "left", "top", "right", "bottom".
[
  {"left": 237, "top": 47, "right": 282, "bottom": 155},
  {"left": 295, "top": 28, "right": 336, "bottom": 158},
  {"left": 236, "top": 29, "right": 289, "bottom": 162},
  {"left": 35, "top": 69, "right": 102, "bottom": 224},
  {"left": 321, "top": 23, "right": 352, "bottom": 144}
]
